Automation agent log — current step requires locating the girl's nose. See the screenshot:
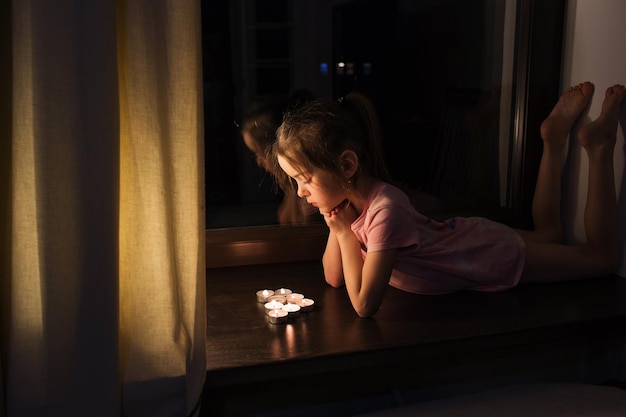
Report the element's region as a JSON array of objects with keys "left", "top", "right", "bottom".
[{"left": 296, "top": 185, "right": 307, "bottom": 198}]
